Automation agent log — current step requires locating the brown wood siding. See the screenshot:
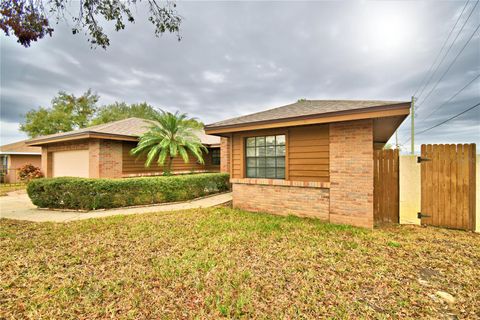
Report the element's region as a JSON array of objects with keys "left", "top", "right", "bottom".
[
  {"left": 232, "top": 134, "right": 243, "bottom": 178},
  {"left": 230, "top": 124, "right": 329, "bottom": 182},
  {"left": 122, "top": 142, "right": 219, "bottom": 174},
  {"left": 288, "top": 125, "right": 329, "bottom": 182}
]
